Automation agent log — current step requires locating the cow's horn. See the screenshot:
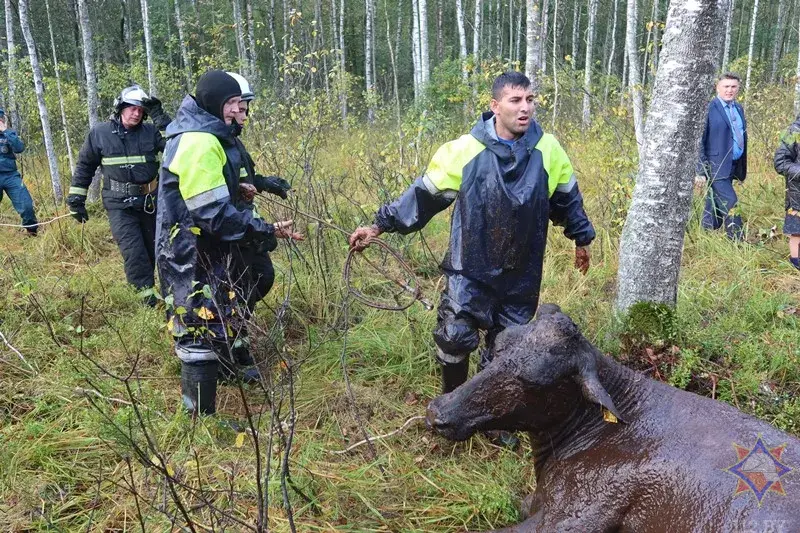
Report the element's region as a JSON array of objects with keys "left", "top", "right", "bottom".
[{"left": 579, "top": 372, "right": 625, "bottom": 424}]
